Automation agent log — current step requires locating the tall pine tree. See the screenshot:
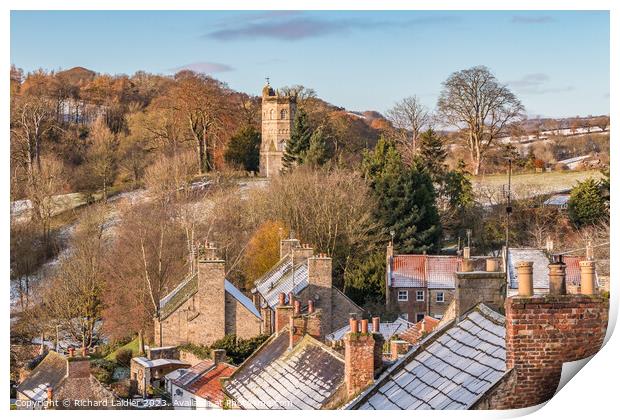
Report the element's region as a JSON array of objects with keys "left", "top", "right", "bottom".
[
  {"left": 363, "top": 138, "right": 442, "bottom": 254},
  {"left": 305, "top": 125, "right": 332, "bottom": 167},
  {"left": 282, "top": 108, "right": 312, "bottom": 171},
  {"left": 418, "top": 128, "right": 447, "bottom": 181}
]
